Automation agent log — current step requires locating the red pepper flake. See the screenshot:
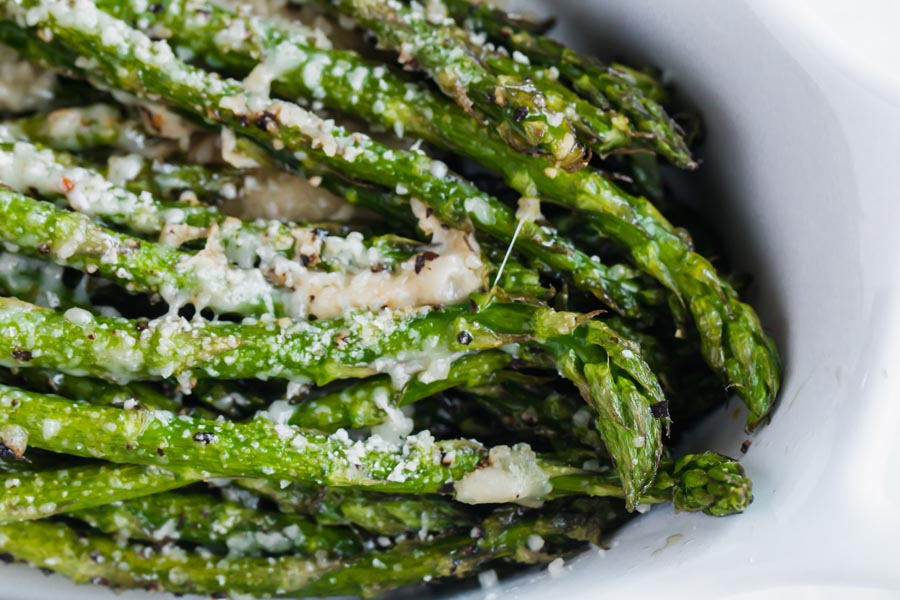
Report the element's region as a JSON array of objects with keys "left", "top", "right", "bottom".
[{"left": 61, "top": 177, "right": 75, "bottom": 192}]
